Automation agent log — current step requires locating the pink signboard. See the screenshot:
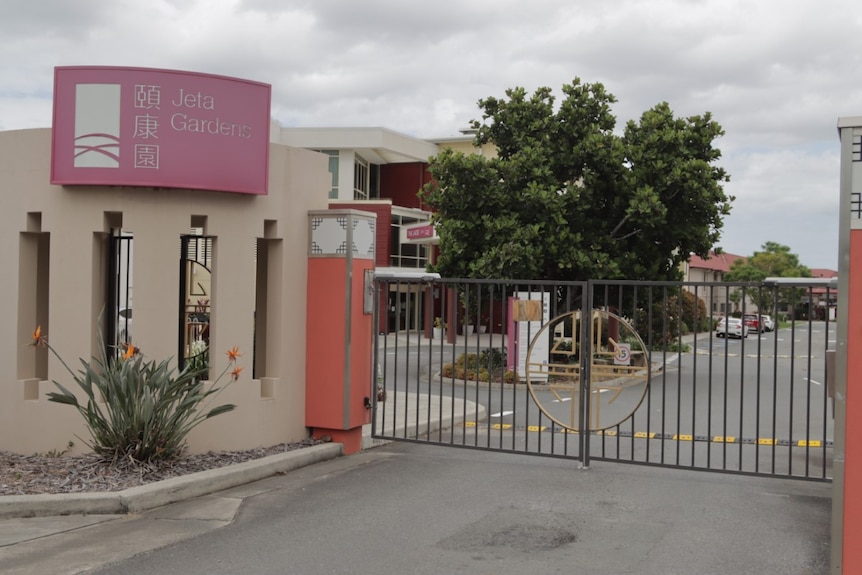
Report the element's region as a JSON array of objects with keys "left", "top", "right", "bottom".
[
  {"left": 406, "top": 224, "right": 435, "bottom": 240},
  {"left": 51, "top": 66, "right": 271, "bottom": 195}
]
